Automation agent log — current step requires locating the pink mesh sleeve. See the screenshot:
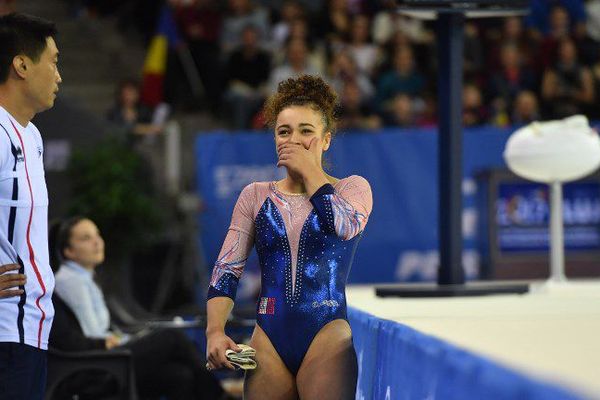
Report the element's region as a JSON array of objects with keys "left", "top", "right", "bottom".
[
  {"left": 207, "top": 183, "right": 256, "bottom": 300},
  {"left": 330, "top": 175, "right": 373, "bottom": 240}
]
